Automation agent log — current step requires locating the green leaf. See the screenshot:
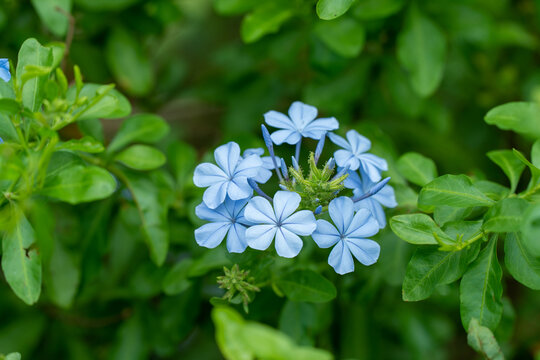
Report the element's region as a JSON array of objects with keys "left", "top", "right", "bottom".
[
  {"left": 314, "top": 17, "right": 365, "bottom": 58},
  {"left": 276, "top": 269, "right": 337, "bottom": 303},
  {"left": 169, "top": 141, "right": 197, "bottom": 189},
  {"left": 460, "top": 238, "right": 503, "bottom": 331},
  {"left": 214, "top": 0, "right": 258, "bottom": 15},
  {"left": 484, "top": 102, "right": 540, "bottom": 139},
  {"left": 55, "top": 136, "right": 105, "bottom": 153},
  {"left": 418, "top": 174, "right": 495, "bottom": 208},
  {"left": 279, "top": 301, "right": 316, "bottom": 346},
  {"left": 512, "top": 148, "right": 540, "bottom": 188},
  {"left": 487, "top": 150, "right": 526, "bottom": 192},
  {"left": 106, "top": 27, "right": 154, "bottom": 97},
  {"left": 108, "top": 114, "right": 170, "bottom": 153},
  {"left": 115, "top": 145, "right": 166, "bottom": 171},
  {"left": 467, "top": 318, "right": 505, "bottom": 360},
  {"left": 16, "top": 38, "right": 54, "bottom": 112},
  {"left": 74, "top": 0, "right": 138, "bottom": 11},
  {"left": 162, "top": 258, "right": 193, "bottom": 295},
  {"left": 1, "top": 213, "right": 42, "bottom": 305},
  {"left": 31, "top": 0, "right": 72, "bottom": 37},
  {"left": 397, "top": 152, "right": 438, "bottom": 187},
  {"left": 434, "top": 206, "right": 472, "bottom": 227},
  {"left": 483, "top": 198, "right": 529, "bottom": 233},
  {"left": 316, "top": 0, "right": 355, "bottom": 20},
  {"left": 4, "top": 353, "right": 22, "bottom": 360},
  {"left": 352, "top": 0, "right": 404, "bottom": 20},
  {"left": 66, "top": 83, "right": 131, "bottom": 121},
  {"left": 521, "top": 204, "right": 540, "bottom": 258},
  {"left": 402, "top": 243, "right": 480, "bottom": 301},
  {"left": 44, "top": 239, "right": 80, "bottom": 308},
  {"left": 531, "top": 140, "right": 540, "bottom": 168},
  {"left": 41, "top": 163, "right": 116, "bottom": 204},
  {"left": 0, "top": 99, "right": 21, "bottom": 115},
  {"left": 390, "top": 213, "right": 453, "bottom": 245},
  {"left": 397, "top": 6, "right": 446, "bottom": 97},
  {"left": 241, "top": 2, "right": 294, "bottom": 43},
  {"left": 504, "top": 233, "right": 540, "bottom": 290}
]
